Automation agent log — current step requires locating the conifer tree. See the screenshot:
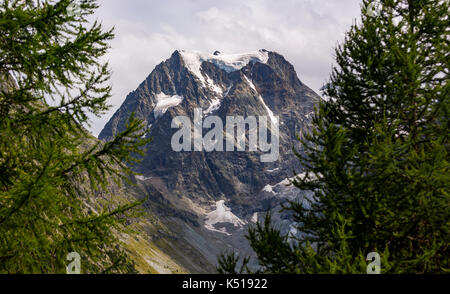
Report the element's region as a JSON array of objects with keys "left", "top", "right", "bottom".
[
  {"left": 0, "top": 0, "right": 150, "bottom": 273},
  {"left": 219, "top": 0, "right": 449, "bottom": 274}
]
